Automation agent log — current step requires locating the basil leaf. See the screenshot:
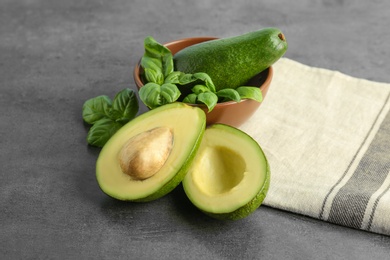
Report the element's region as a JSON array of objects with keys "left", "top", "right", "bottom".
[
  {"left": 82, "top": 88, "right": 140, "bottom": 147},
  {"left": 183, "top": 93, "right": 198, "bottom": 104},
  {"left": 217, "top": 88, "right": 241, "bottom": 102},
  {"left": 139, "top": 82, "right": 162, "bottom": 109},
  {"left": 160, "top": 83, "right": 181, "bottom": 104},
  {"left": 164, "top": 71, "right": 184, "bottom": 84},
  {"left": 197, "top": 92, "right": 218, "bottom": 112},
  {"left": 144, "top": 68, "right": 164, "bottom": 85},
  {"left": 143, "top": 36, "right": 173, "bottom": 78},
  {"left": 162, "top": 52, "right": 174, "bottom": 78},
  {"left": 144, "top": 36, "right": 171, "bottom": 59},
  {"left": 178, "top": 73, "right": 197, "bottom": 85},
  {"left": 141, "top": 56, "right": 162, "bottom": 73},
  {"left": 236, "top": 86, "right": 263, "bottom": 102},
  {"left": 193, "top": 73, "right": 216, "bottom": 93},
  {"left": 112, "top": 88, "right": 139, "bottom": 124},
  {"left": 176, "top": 73, "right": 217, "bottom": 92},
  {"left": 192, "top": 84, "right": 210, "bottom": 94},
  {"left": 86, "top": 118, "right": 122, "bottom": 147},
  {"left": 82, "top": 95, "right": 112, "bottom": 124}
]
